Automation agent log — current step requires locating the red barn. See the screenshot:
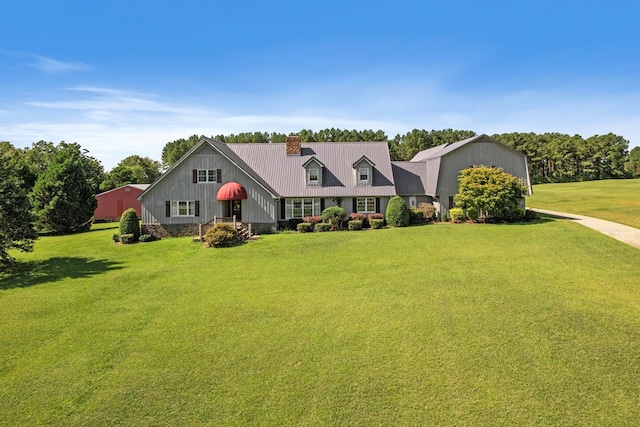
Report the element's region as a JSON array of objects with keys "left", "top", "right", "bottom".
[{"left": 94, "top": 184, "right": 150, "bottom": 222}]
